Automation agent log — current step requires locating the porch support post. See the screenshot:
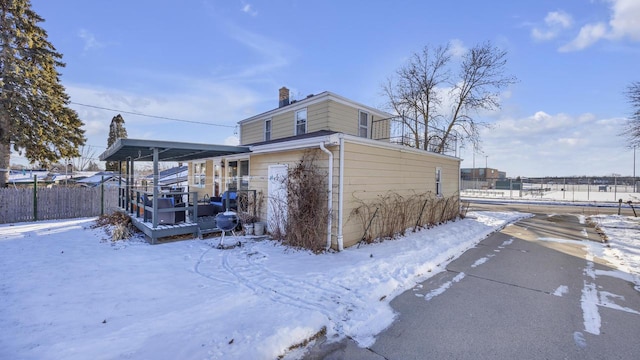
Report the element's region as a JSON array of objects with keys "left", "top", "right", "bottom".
[
  {"left": 130, "top": 156, "right": 135, "bottom": 213},
  {"left": 151, "top": 147, "right": 159, "bottom": 231},
  {"left": 118, "top": 161, "right": 123, "bottom": 209},
  {"left": 125, "top": 157, "right": 131, "bottom": 213}
]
